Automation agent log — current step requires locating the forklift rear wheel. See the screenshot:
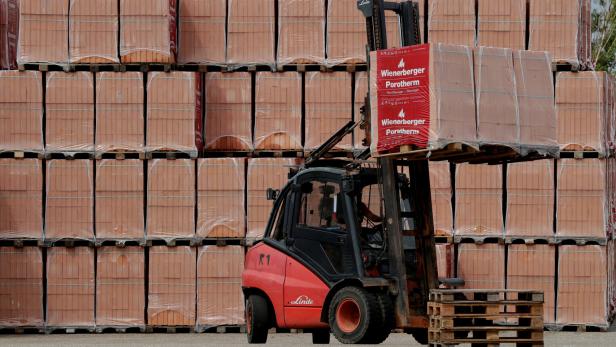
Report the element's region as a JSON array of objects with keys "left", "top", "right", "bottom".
[
  {"left": 246, "top": 295, "right": 269, "bottom": 344},
  {"left": 311, "top": 329, "right": 330, "bottom": 344},
  {"left": 329, "top": 287, "right": 380, "bottom": 344}
]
